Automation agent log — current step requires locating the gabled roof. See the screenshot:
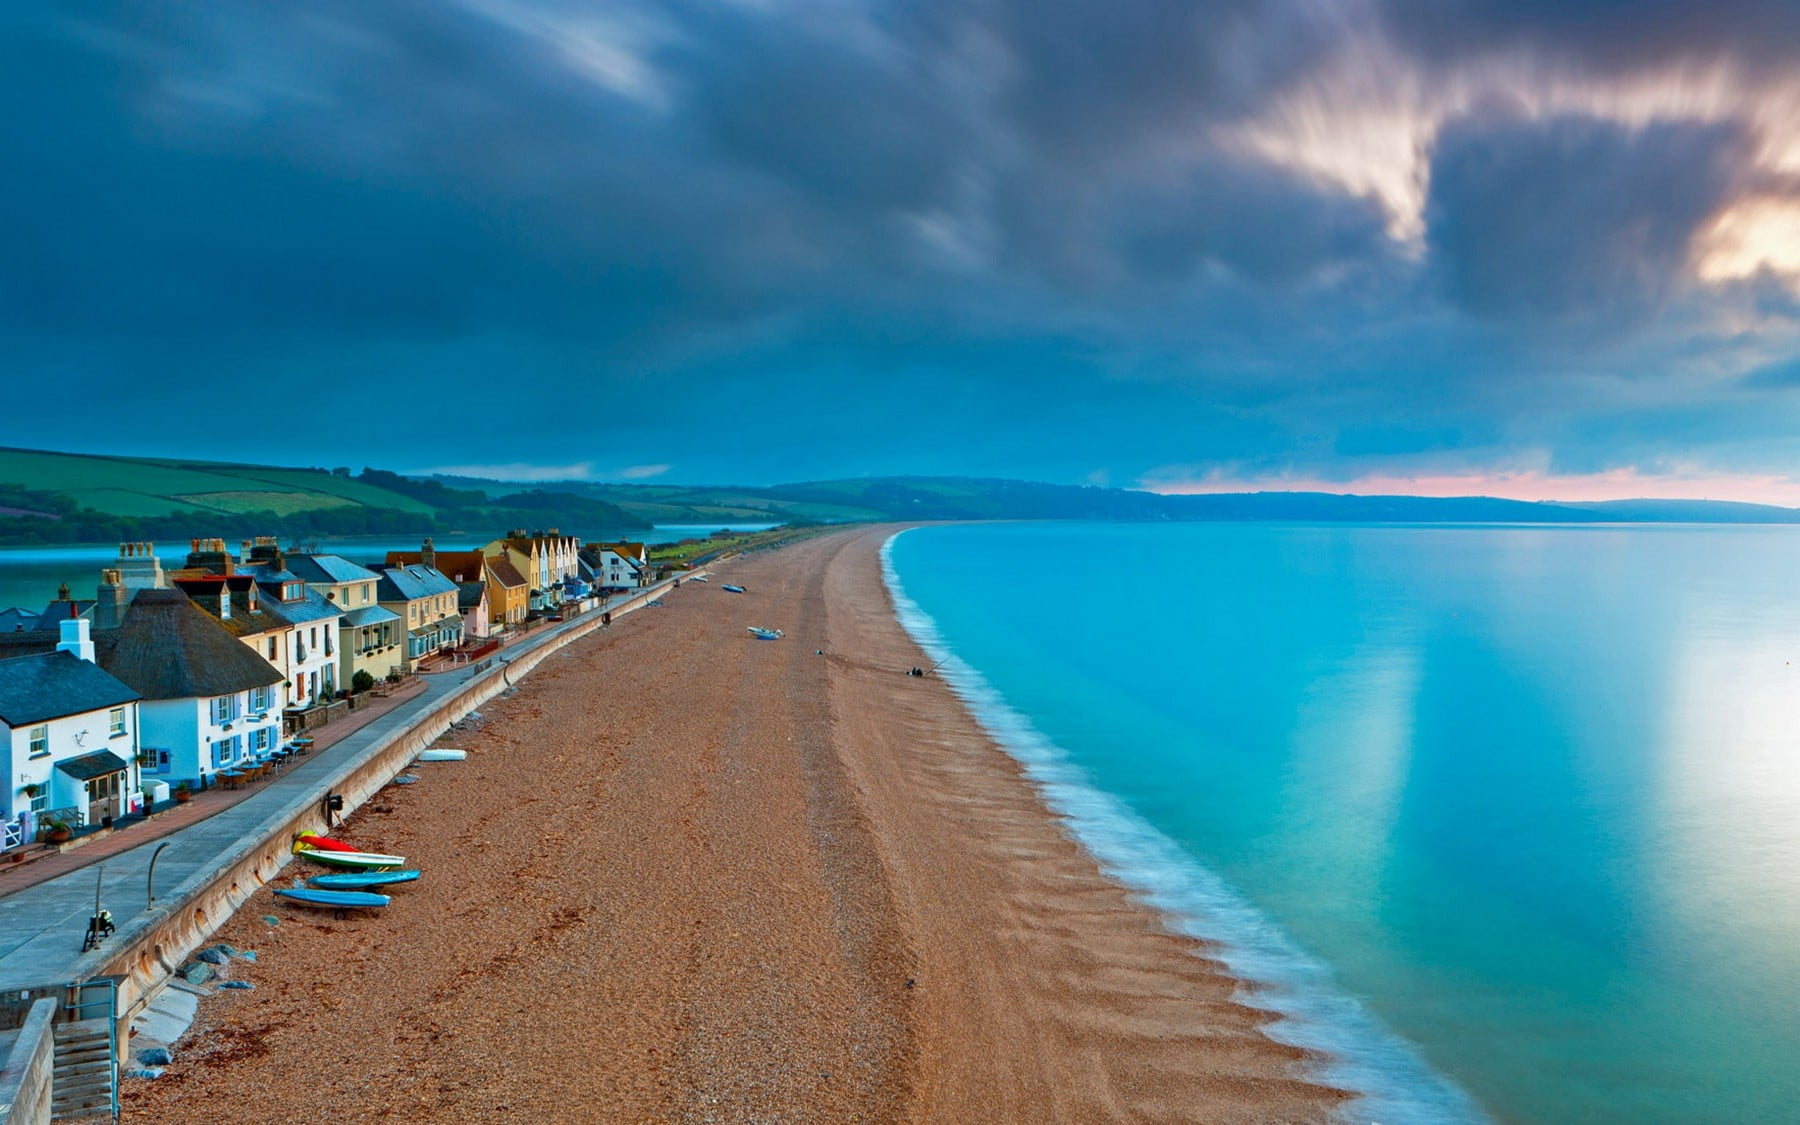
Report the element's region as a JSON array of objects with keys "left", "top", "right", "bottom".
[
  {"left": 374, "top": 563, "right": 458, "bottom": 602},
  {"left": 96, "top": 589, "right": 284, "bottom": 700},
  {"left": 457, "top": 581, "right": 487, "bottom": 610},
  {"left": 260, "top": 585, "right": 342, "bottom": 626},
  {"left": 386, "top": 549, "right": 491, "bottom": 584},
  {"left": 0, "top": 650, "right": 139, "bottom": 727},
  {"left": 172, "top": 577, "right": 290, "bottom": 639},
  {"left": 485, "top": 556, "right": 528, "bottom": 589},
  {"left": 0, "top": 607, "right": 40, "bottom": 632},
  {"left": 284, "top": 554, "right": 380, "bottom": 585},
  {"left": 33, "top": 601, "right": 94, "bottom": 630}
]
